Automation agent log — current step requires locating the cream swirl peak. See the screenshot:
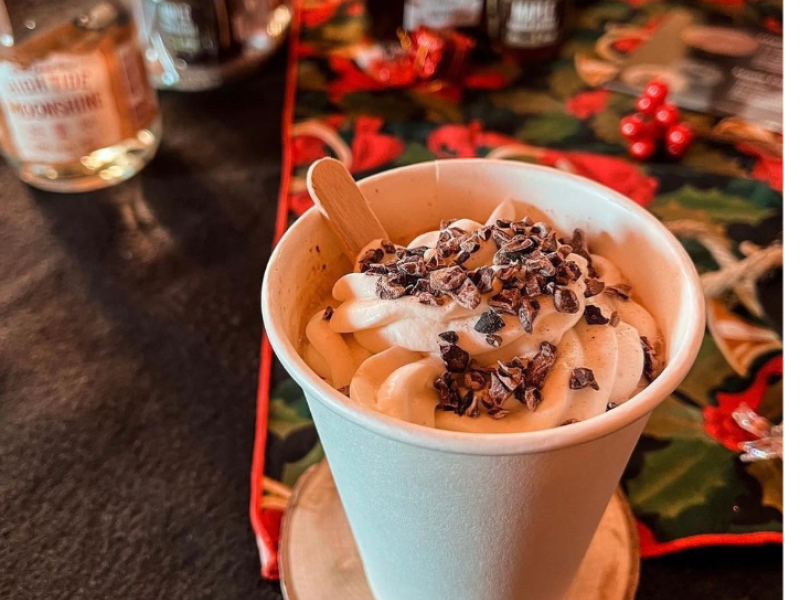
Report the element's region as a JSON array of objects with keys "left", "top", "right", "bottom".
[{"left": 303, "top": 200, "right": 662, "bottom": 433}]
